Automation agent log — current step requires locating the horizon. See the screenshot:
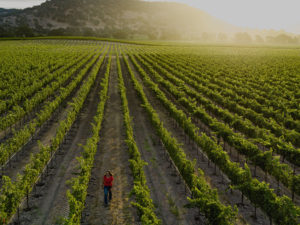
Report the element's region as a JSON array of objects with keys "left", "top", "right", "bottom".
[{"left": 0, "top": 0, "right": 300, "bottom": 34}]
